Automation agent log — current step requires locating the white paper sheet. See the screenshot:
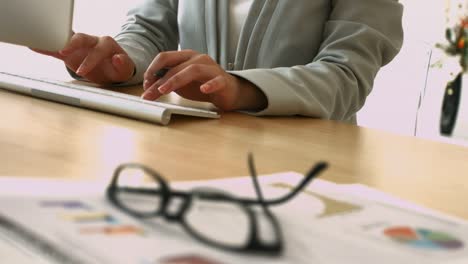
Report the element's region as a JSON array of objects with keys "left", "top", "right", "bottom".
[{"left": 0, "top": 173, "right": 467, "bottom": 264}]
